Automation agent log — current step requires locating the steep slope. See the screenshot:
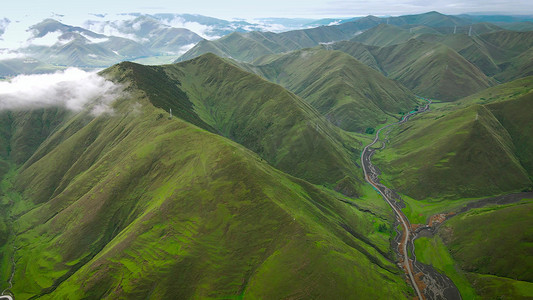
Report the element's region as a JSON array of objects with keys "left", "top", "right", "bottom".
[
  {"left": 375, "top": 104, "right": 531, "bottom": 199},
  {"left": 326, "top": 41, "right": 383, "bottom": 72},
  {"left": 441, "top": 201, "right": 533, "bottom": 282},
  {"left": 351, "top": 24, "right": 421, "bottom": 47},
  {"left": 485, "top": 91, "right": 533, "bottom": 178},
  {"left": 495, "top": 46, "right": 533, "bottom": 81},
  {"left": 157, "top": 54, "right": 362, "bottom": 191},
  {"left": 0, "top": 108, "right": 70, "bottom": 165},
  {"left": 176, "top": 17, "right": 382, "bottom": 63},
  {"left": 347, "top": 22, "right": 533, "bottom": 81},
  {"left": 417, "top": 30, "right": 533, "bottom": 79},
  {"left": 251, "top": 48, "right": 418, "bottom": 132},
  {"left": 0, "top": 67, "right": 411, "bottom": 299},
  {"left": 21, "top": 19, "right": 154, "bottom": 67},
  {"left": 332, "top": 39, "right": 493, "bottom": 101},
  {"left": 378, "top": 40, "right": 493, "bottom": 101},
  {"left": 415, "top": 200, "right": 533, "bottom": 299},
  {"left": 387, "top": 11, "right": 469, "bottom": 28},
  {"left": 374, "top": 77, "right": 533, "bottom": 200}
]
